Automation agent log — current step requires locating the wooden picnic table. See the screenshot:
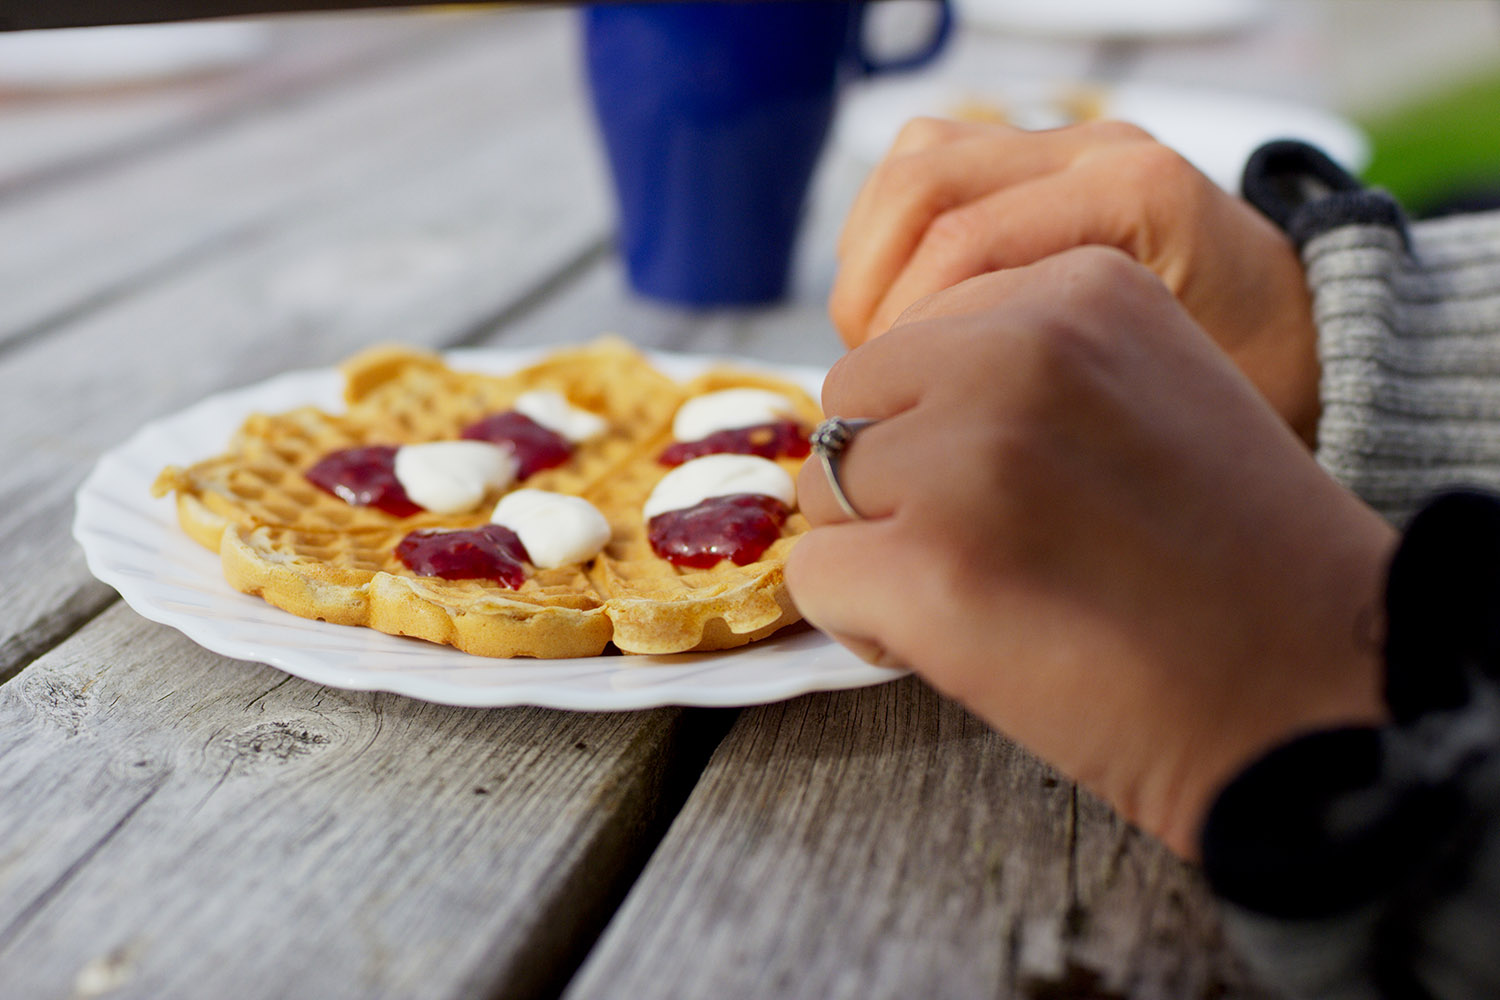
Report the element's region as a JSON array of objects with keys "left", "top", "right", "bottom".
[{"left": 0, "top": 8, "right": 1275, "bottom": 998}]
